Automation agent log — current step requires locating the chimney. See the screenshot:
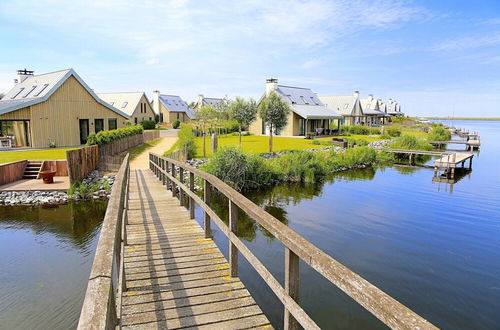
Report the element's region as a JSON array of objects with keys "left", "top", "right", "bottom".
[
  {"left": 198, "top": 94, "right": 204, "bottom": 107},
  {"left": 353, "top": 90, "right": 360, "bottom": 98},
  {"left": 153, "top": 90, "right": 160, "bottom": 114},
  {"left": 17, "top": 68, "right": 34, "bottom": 84},
  {"left": 265, "top": 78, "right": 278, "bottom": 96}
]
